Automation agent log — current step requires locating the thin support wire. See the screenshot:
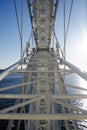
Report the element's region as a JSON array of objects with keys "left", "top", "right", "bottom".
[
  {"left": 63, "top": 0, "right": 73, "bottom": 77},
  {"left": 63, "top": 0, "right": 66, "bottom": 77},
  {"left": 65, "top": 0, "right": 73, "bottom": 41}
]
